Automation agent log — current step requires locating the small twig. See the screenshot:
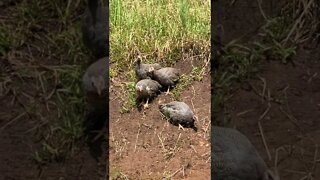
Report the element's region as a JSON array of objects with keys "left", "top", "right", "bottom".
[
  {"left": 190, "top": 145, "right": 197, "bottom": 154},
  {"left": 258, "top": 76, "right": 267, "bottom": 102},
  {"left": 257, "top": 0, "right": 268, "bottom": 21},
  {"left": 274, "top": 146, "right": 287, "bottom": 169},
  {"left": 134, "top": 124, "right": 141, "bottom": 152},
  {"left": 203, "top": 119, "right": 211, "bottom": 136},
  {"left": 173, "top": 133, "right": 182, "bottom": 152},
  {"left": 206, "top": 156, "right": 211, "bottom": 163},
  {"left": 307, "top": 72, "right": 318, "bottom": 83},
  {"left": 0, "top": 112, "right": 26, "bottom": 132},
  {"left": 236, "top": 109, "right": 254, "bottom": 117},
  {"left": 182, "top": 165, "right": 185, "bottom": 177},
  {"left": 258, "top": 103, "right": 272, "bottom": 161},
  {"left": 142, "top": 123, "right": 152, "bottom": 129},
  {"left": 168, "top": 167, "right": 183, "bottom": 178},
  {"left": 279, "top": 107, "right": 301, "bottom": 129},
  {"left": 283, "top": 0, "right": 315, "bottom": 44},
  {"left": 311, "top": 144, "right": 319, "bottom": 173},
  {"left": 230, "top": 0, "right": 238, "bottom": 6},
  {"left": 157, "top": 134, "right": 166, "bottom": 151}
]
